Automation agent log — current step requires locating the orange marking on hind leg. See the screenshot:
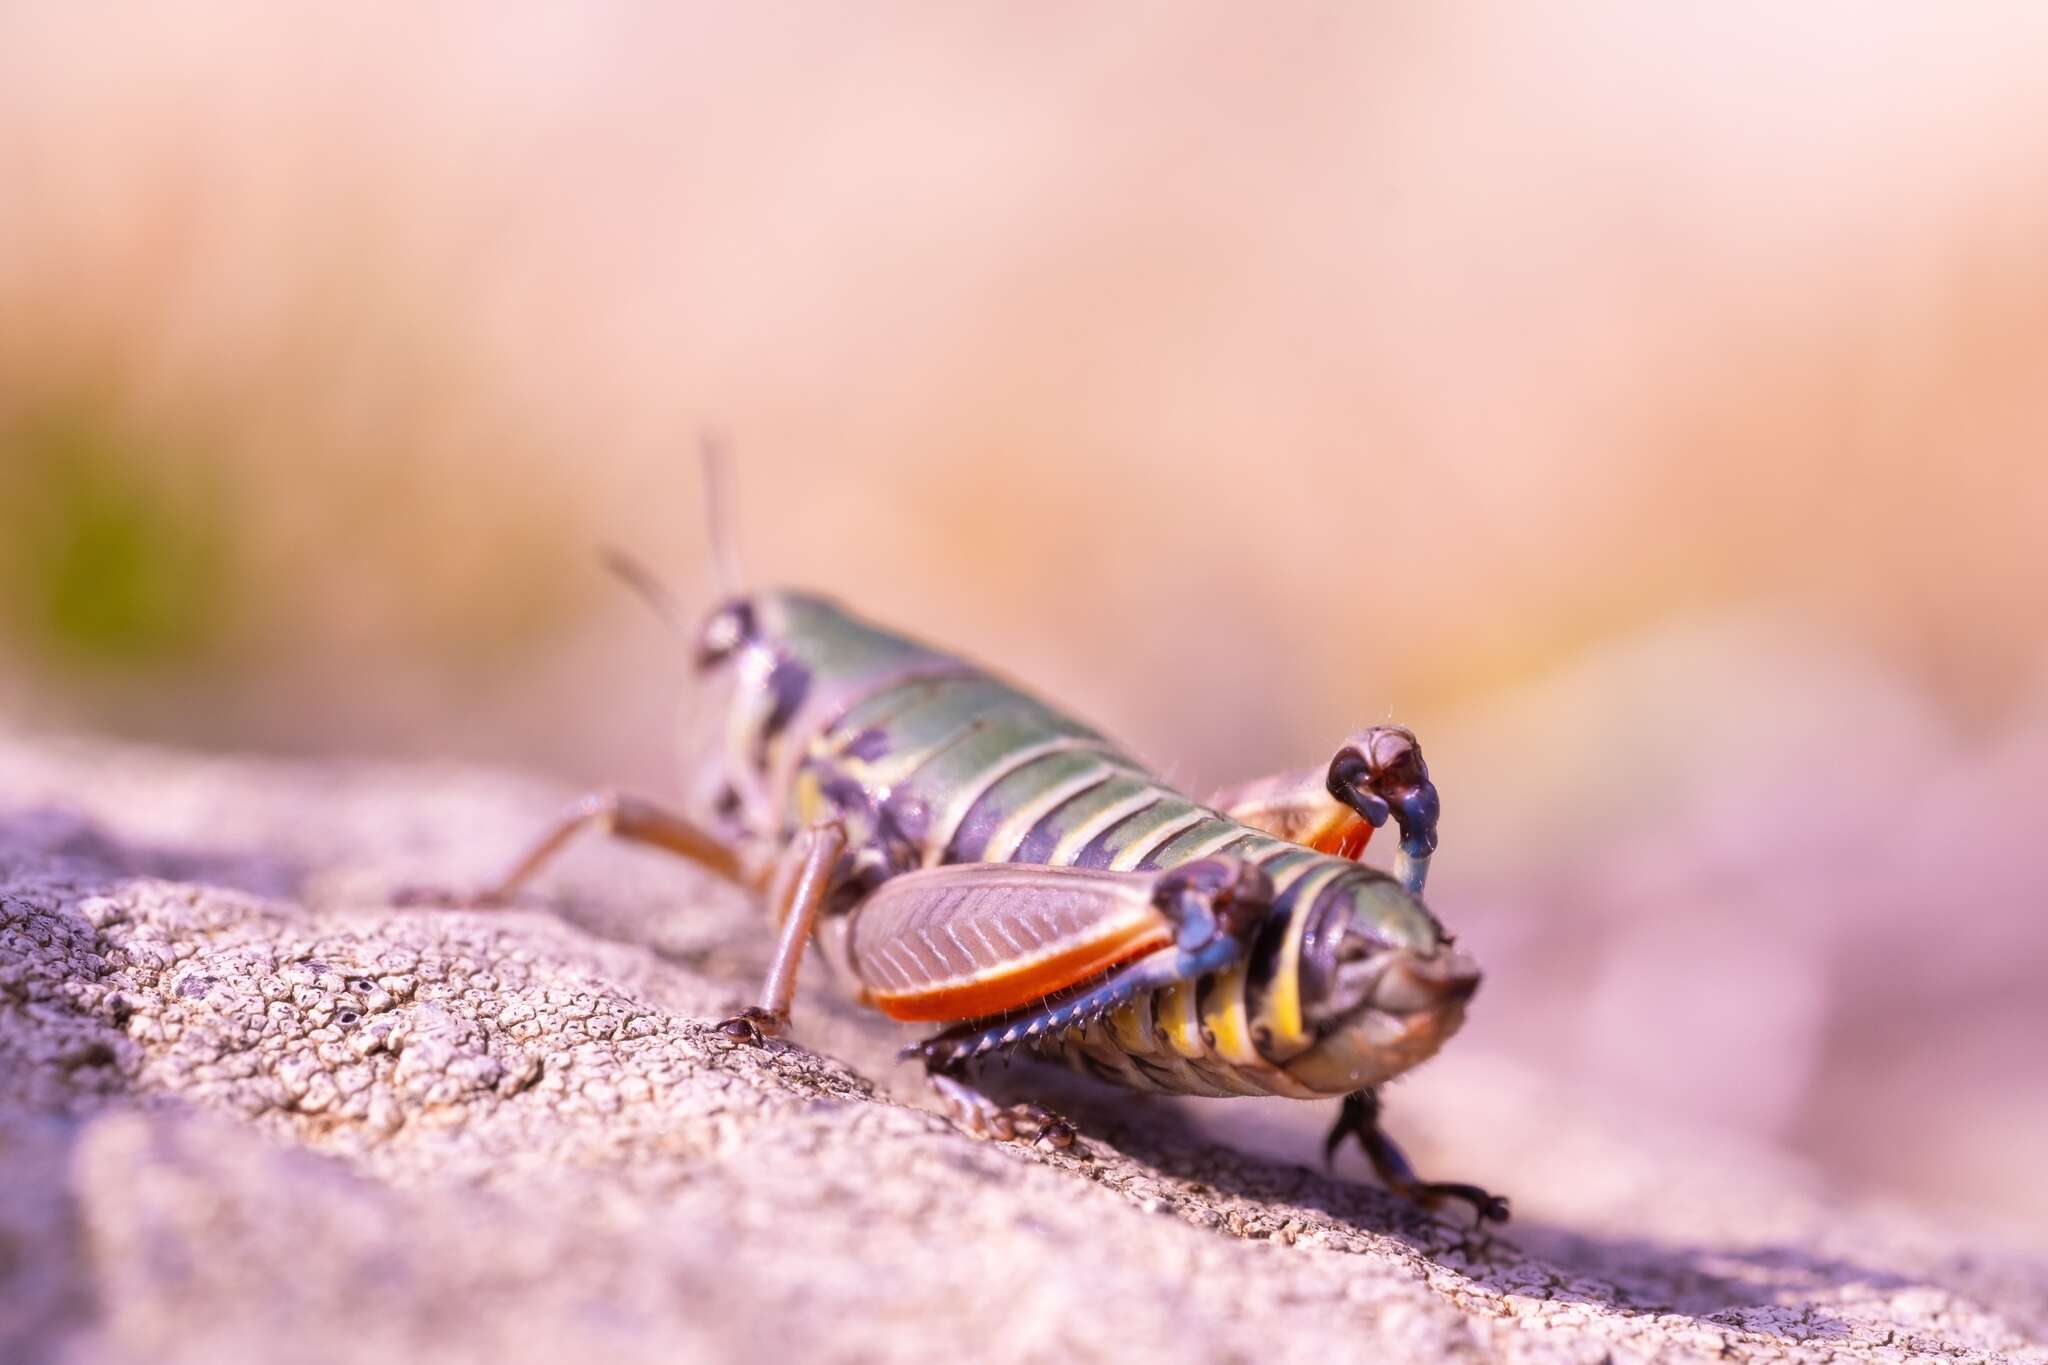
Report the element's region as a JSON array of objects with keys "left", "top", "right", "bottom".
[
  {"left": 872, "top": 920, "right": 1173, "bottom": 1023},
  {"left": 1313, "top": 815, "right": 1375, "bottom": 861}
]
